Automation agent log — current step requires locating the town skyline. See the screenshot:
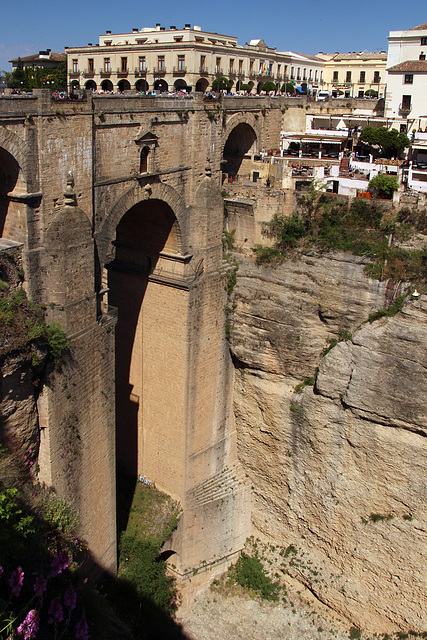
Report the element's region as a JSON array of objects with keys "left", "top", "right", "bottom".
[{"left": 1, "top": 0, "right": 426, "bottom": 74}]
